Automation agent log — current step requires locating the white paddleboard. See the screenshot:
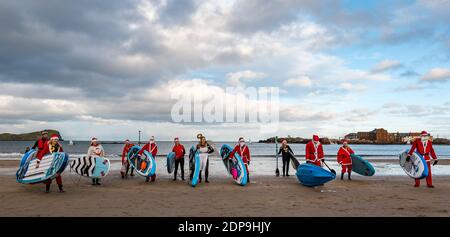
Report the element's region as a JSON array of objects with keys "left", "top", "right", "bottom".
[{"left": 399, "top": 149, "right": 428, "bottom": 179}]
